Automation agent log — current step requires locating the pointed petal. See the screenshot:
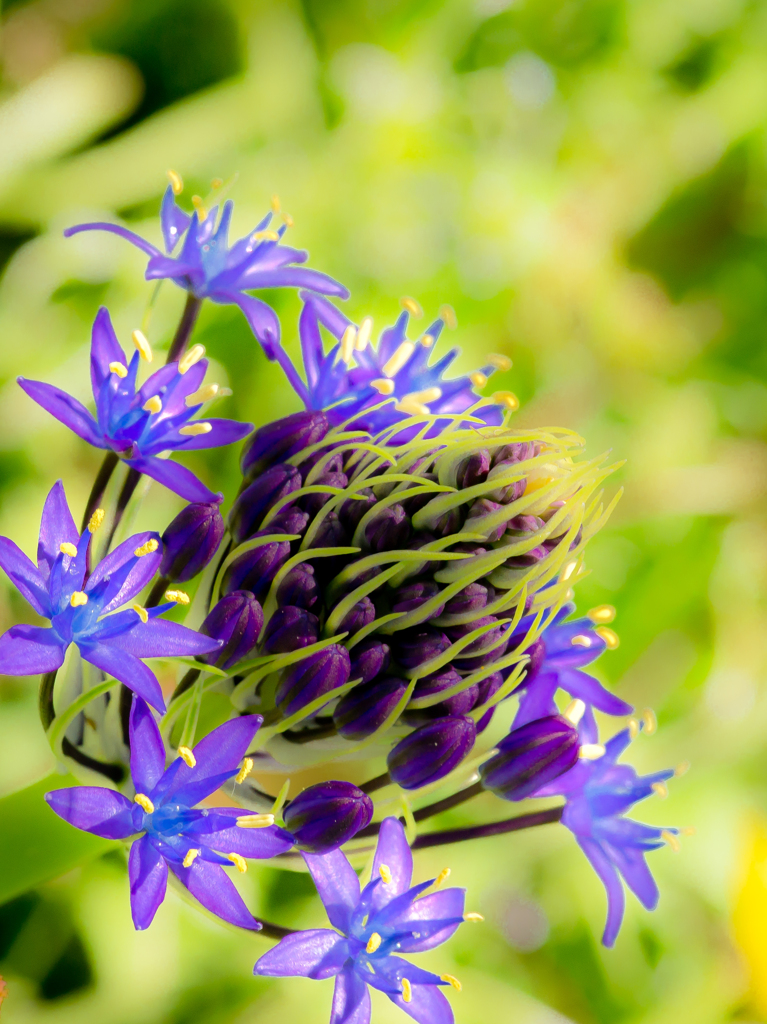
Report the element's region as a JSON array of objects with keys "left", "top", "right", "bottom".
[
  {"left": 45, "top": 786, "right": 137, "bottom": 839},
  {"left": 556, "top": 668, "right": 633, "bottom": 717},
  {"left": 129, "top": 835, "right": 168, "bottom": 930},
  {"left": 37, "top": 480, "right": 79, "bottom": 577},
  {"left": 127, "top": 456, "right": 219, "bottom": 503},
  {"left": 102, "top": 617, "right": 220, "bottom": 659},
  {"left": 609, "top": 843, "right": 660, "bottom": 910},
  {"left": 254, "top": 929, "right": 350, "bottom": 979},
  {"left": 237, "top": 267, "right": 350, "bottom": 298},
  {"left": 388, "top": 982, "right": 453, "bottom": 1024},
  {"left": 371, "top": 818, "right": 412, "bottom": 910},
  {"left": 0, "top": 624, "right": 66, "bottom": 675},
  {"left": 169, "top": 857, "right": 260, "bottom": 930},
  {"left": 201, "top": 819, "right": 295, "bottom": 860},
  {"left": 387, "top": 888, "right": 466, "bottom": 952},
  {"left": 17, "top": 377, "right": 104, "bottom": 447},
  {"left": 175, "top": 418, "right": 253, "bottom": 451},
  {"left": 162, "top": 715, "right": 262, "bottom": 805},
  {"left": 161, "top": 186, "right": 192, "bottom": 252},
  {"left": 331, "top": 968, "right": 371, "bottom": 1024},
  {"left": 577, "top": 837, "right": 625, "bottom": 947},
  {"left": 64, "top": 221, "right": 162, "bottom": 257},
  {"left": 85, "top": 531, "right": 162, "bottom": 613},
  {"left": 0, "top": 538, "right": 51, "bottom": 616},
  {"left": 144, "top": 254, "right": 199, "bottom": 283},
  {"left": 90, "top": 306, "right": 127, "bottom": 393},
  {"left": 129, "top": 696, "right": 166, "bottom": 794},
  {"left": 302, "top": 848, "right": 360, "bottom": 934},
  {"left": 79, "top": 642, "right": 165, "bottom": 712},
  {"left": 212, "top": 290, "right": 280, "bottom": 358}
]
